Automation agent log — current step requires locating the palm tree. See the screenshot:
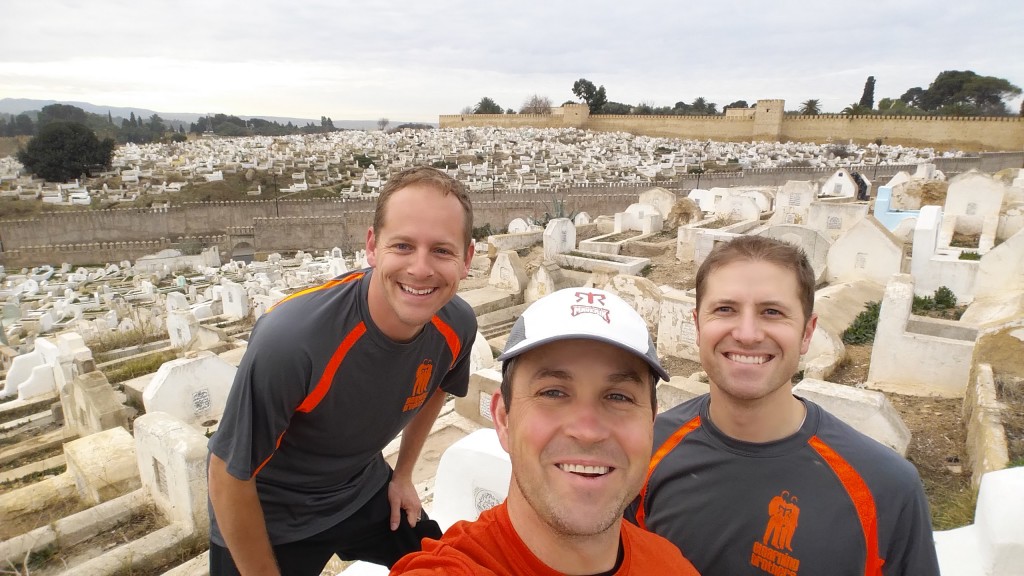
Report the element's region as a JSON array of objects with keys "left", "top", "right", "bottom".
[
  {"left": 841, "top": 103, "right": 872, "bottom": 115},
  {"left": 799, "top": 99, "right": 821, "bottom": 115}
]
